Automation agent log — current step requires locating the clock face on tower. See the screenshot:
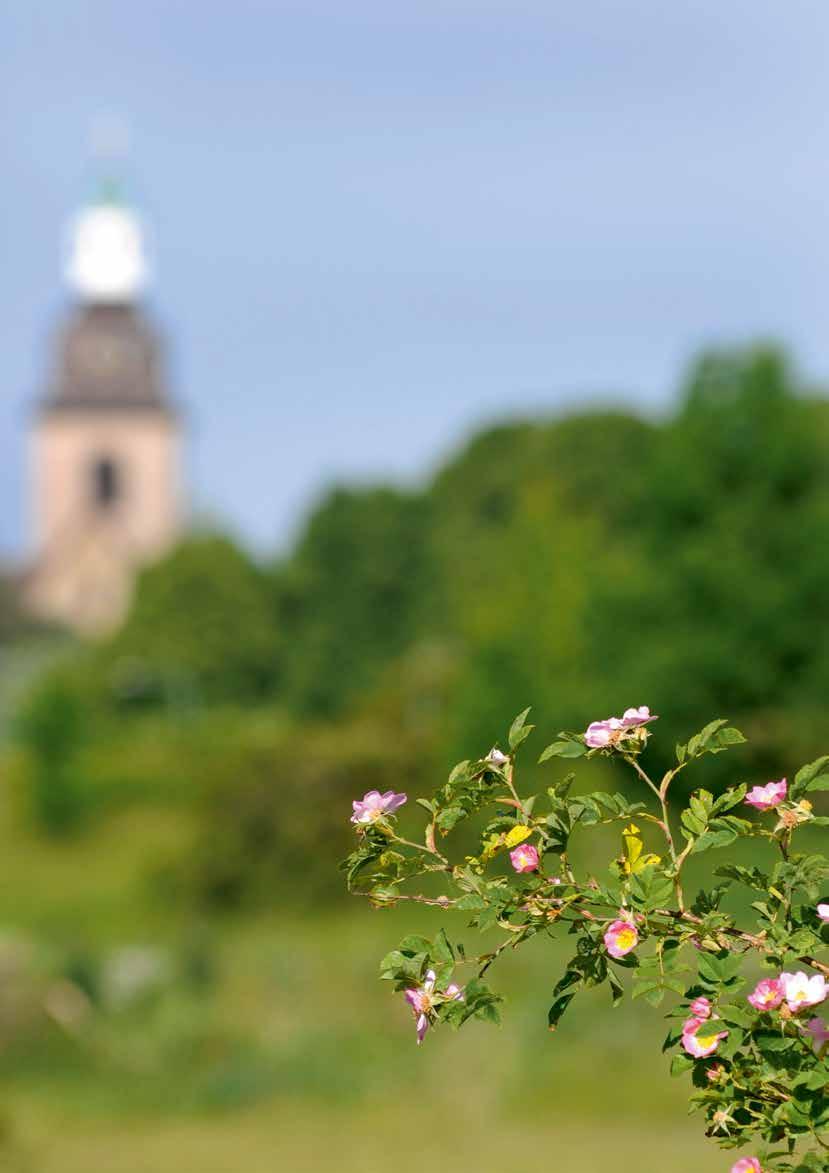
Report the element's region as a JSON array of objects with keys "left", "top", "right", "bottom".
[
  {"left": 67, "top": 330, "right": 145, "bottom": 391},
  {"left": 73, "top": 334, "right": 140, "bottom": 378}
]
